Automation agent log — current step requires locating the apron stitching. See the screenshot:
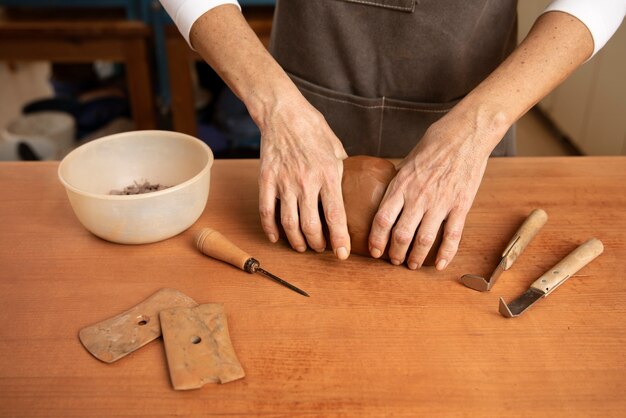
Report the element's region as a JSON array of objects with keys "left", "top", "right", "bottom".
[
  {"left": 340, "top": 0, "right": 416, "bottom": 12},
  {"left": 377, "top": 96, "right": 385, "bottom": 156},
  {"left": 385, "top": 105, "right": 450, "bottom": 113},
  {"left": 299, "top": 86, "right": 379, "bottom": 109},
  {"left": 299, "top": 85, "right": 452, "bottom": 113}
]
